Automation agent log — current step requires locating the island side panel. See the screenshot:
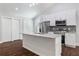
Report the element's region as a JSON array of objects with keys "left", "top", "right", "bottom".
[
  {"left": 23, "top": 34, "right": 55, "bottom": 56},
  {"left": 55, "top": 36, "right": 61, "bottom": 56}
]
